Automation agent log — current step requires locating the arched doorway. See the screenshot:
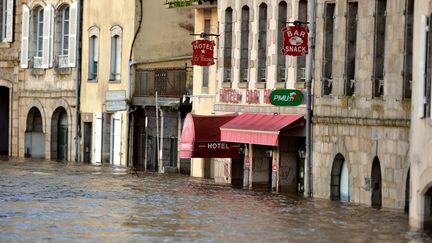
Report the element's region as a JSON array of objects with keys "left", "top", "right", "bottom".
[
  {"left": 330, "top": 153, "right": 350, "bottom": 202},
  {"left": 0, "top": 86, "right": 9, "bottom": 156},
  {"left": 25, "top": 107, "right": 45, "bottom": 158},
  {"left": 405, "top": 168, "right": 410, "bottom": 213},
  {"left": 371, "top": 157, "right": 382, "bottom": 208},
  {"left": 51, "top": 107, "right": 68, "bottom": 161},
  {"left": 423, "top": 187, "right": 432, "bottom": 230}
]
